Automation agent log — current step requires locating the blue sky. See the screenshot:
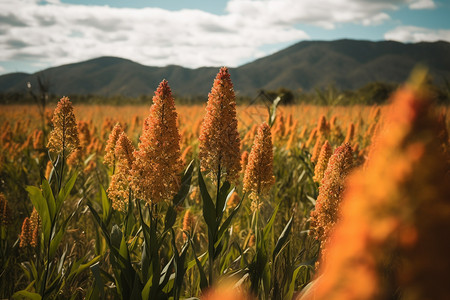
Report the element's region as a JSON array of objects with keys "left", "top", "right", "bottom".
[{"left": 1, "top": 0, "right": 449, "bottom": 75}]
